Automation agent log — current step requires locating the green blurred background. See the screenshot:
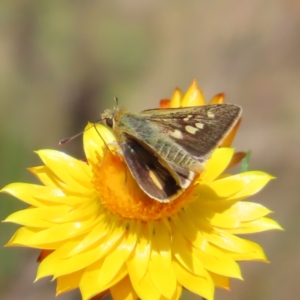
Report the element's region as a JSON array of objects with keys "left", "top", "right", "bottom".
[{"left": 0, "top": 0, "right": 298, "bottom": 299}]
